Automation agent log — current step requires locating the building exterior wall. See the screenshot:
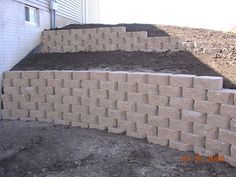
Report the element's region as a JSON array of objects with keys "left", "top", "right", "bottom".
[{"left": 1, "top": 70, "right": 236, "bottom": 167}]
